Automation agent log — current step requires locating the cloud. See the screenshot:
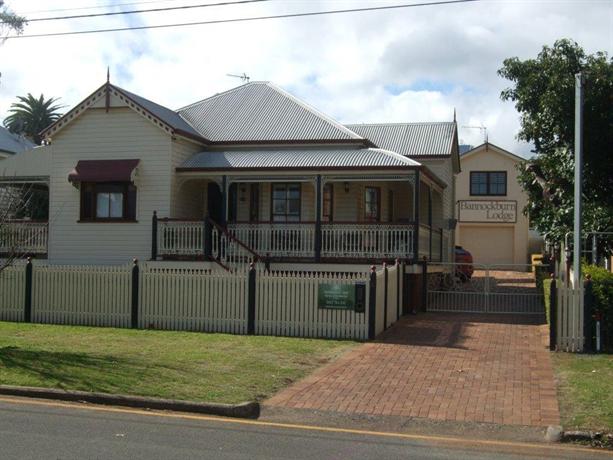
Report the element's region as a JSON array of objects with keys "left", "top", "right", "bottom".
[{"left": 1, "top": 0, "right": 611, "bottom": 158}]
